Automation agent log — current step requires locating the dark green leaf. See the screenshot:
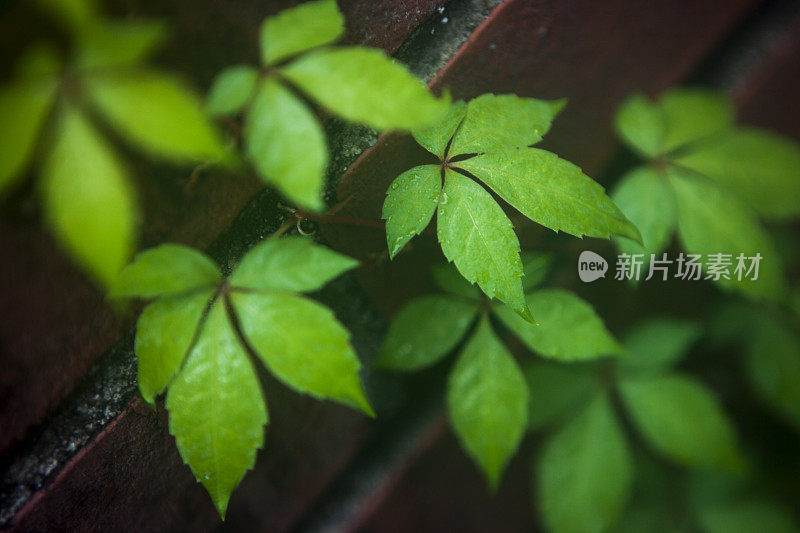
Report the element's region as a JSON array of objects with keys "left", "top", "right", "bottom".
[
  {"left": 697, "top": 498, "right": 798, "bottom": 533},
  {"left": 383, "top": 165, "right": 441, "bottom": 258},
  {"left": 377, "top": 295, "right": 479, "bottom": 371},
  {"left": 259, "top": 0, "right": 344, "bottom": 65},
  {"left": 523, "top": 359, "right": 600, "bottom": 431},
  {"left": 35, "top": 0, "right": 97, "bottom": 32},
  {"left": 75, "top": 19, "right": 167, "bottom": 69},
  {"left": 412, "top": 100, "right": 466, "bottom": 158},
  {"left": 431, "top": 263, "right": 482, "bottom": 300},
  {"left": 614, "top": 93, "right": 664, "bottom": 157},
  {"left": 659, "top": 88, "right": 734, "bottom": 152},
  {"left": 206, "top": 65, "right": 259, "bottom": 116},
  {"left": 521, "top": 251, "right": 555, "bottom": 292},
  {"left": 619, "top": 318, "right": 701, "bottom": 374}
]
